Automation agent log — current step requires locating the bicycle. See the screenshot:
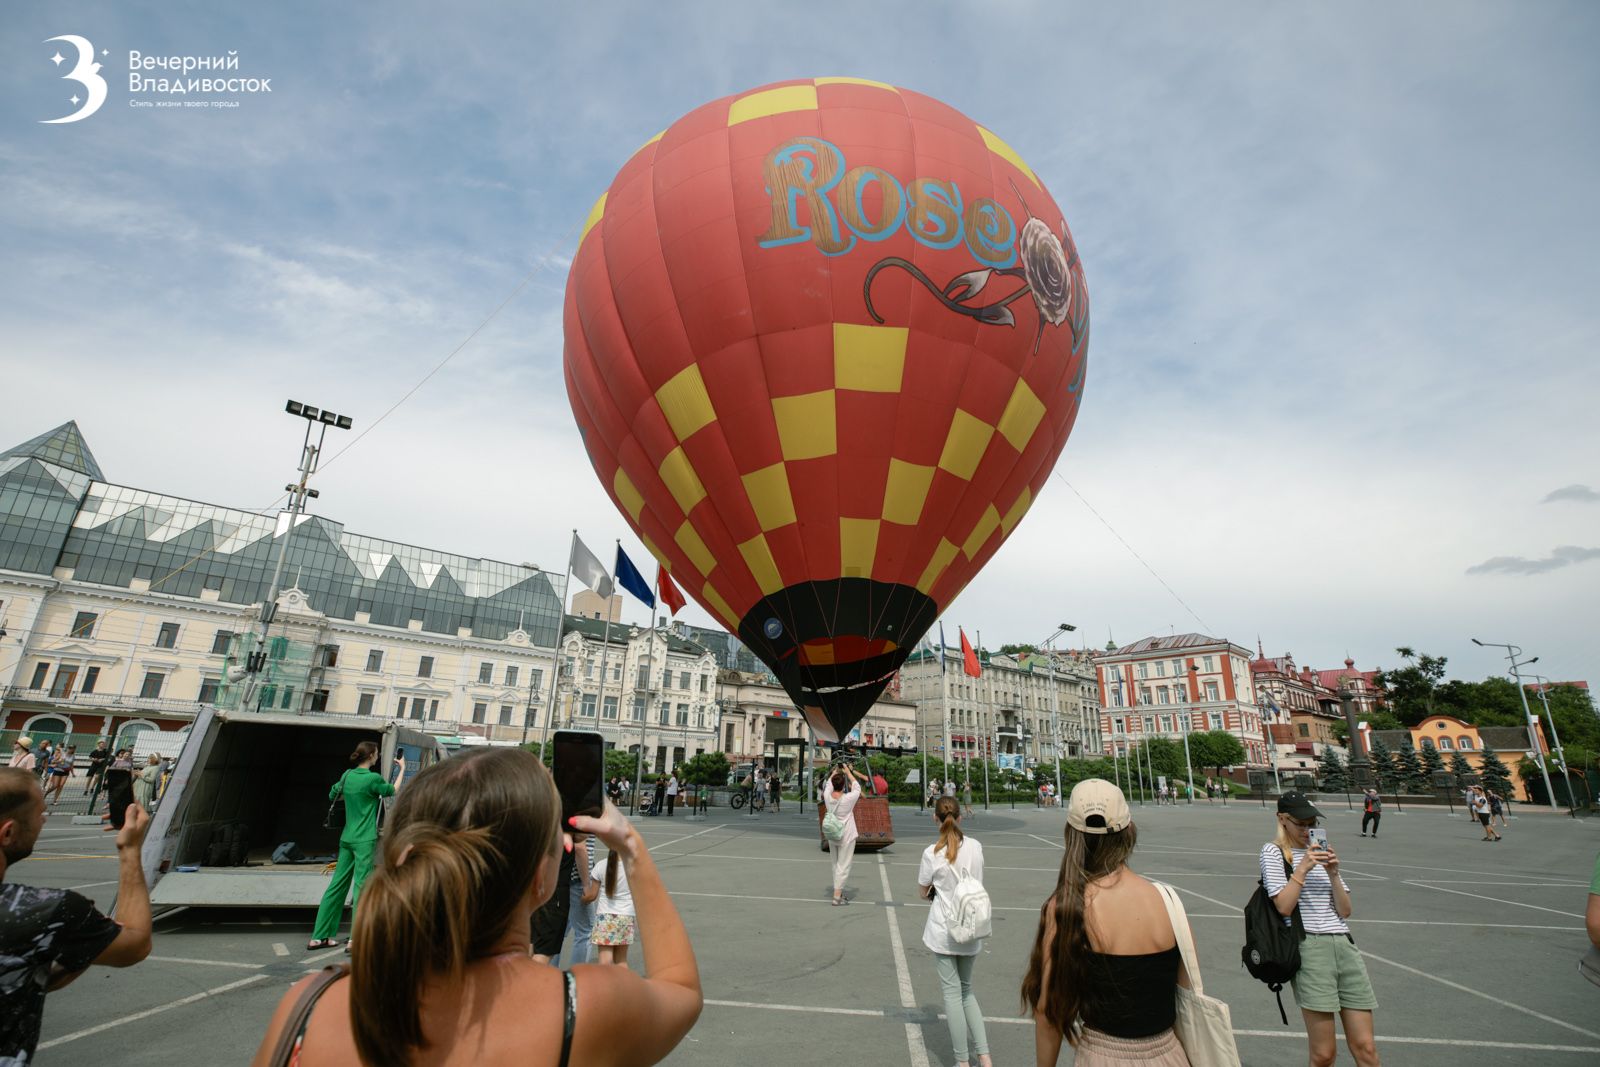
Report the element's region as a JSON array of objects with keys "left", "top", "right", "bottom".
[{"left": 728, "top": 785, "right": 765, "bottom": 812}]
